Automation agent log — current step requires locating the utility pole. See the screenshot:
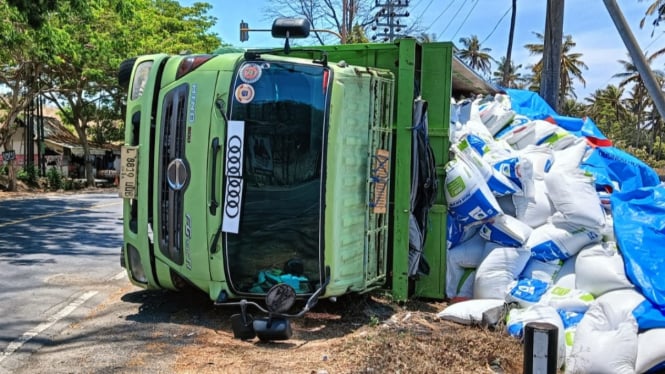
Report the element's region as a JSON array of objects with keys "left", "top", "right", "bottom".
[
  {"left": 502, "top": 0, "right": 517, "bottom": 87},
  {"left": 540, "top": 0, "right": 564, "bottom": 112},
  {"left": 603, "top": 0, "right": 665, "bottom": 120},
  {"left": 371, "top": 0, "right": 410, "bottom": 42}
]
